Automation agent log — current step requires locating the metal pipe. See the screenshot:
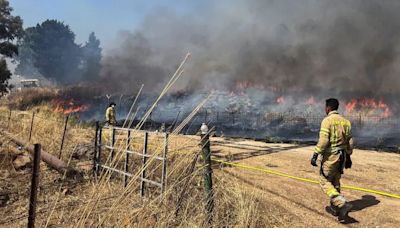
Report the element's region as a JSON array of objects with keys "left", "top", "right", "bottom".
[
  {"left": 161, "top": 133, "right": 169, "bottom": 193},
  {"left": 124, "top": 130, "right": 131, "bottom": 187},
  {"left": 140, "top": 132, "right": 148, "bottom": 197},
  {"left": 97, "top": 125, "right": 103, "bottom": 176},
  {"left": 58, "top": 115, "right": 69, "bottom": 159},
  {"left": 94, "top": 121, "right": 99, "bottom": 176}
]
